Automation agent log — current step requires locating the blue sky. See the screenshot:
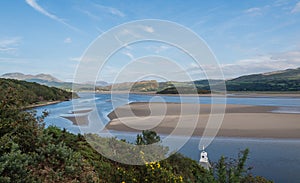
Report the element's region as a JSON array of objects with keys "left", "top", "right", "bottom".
[{"left": 1, "top": 0, "right": 300, "bottom": 82}]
